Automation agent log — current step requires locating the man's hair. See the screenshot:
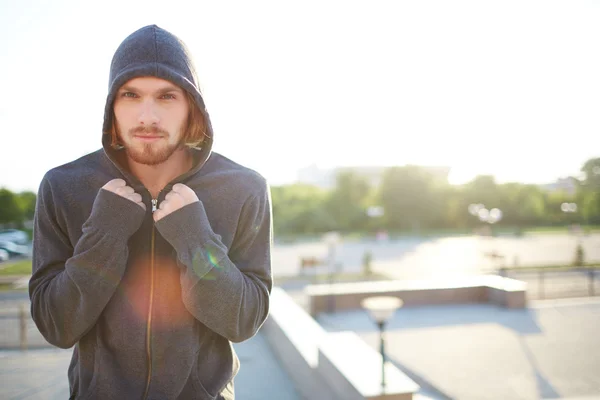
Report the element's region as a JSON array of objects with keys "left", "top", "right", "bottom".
[{"left": 108, "top": 90, "right": 208, "bottom": 149}]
